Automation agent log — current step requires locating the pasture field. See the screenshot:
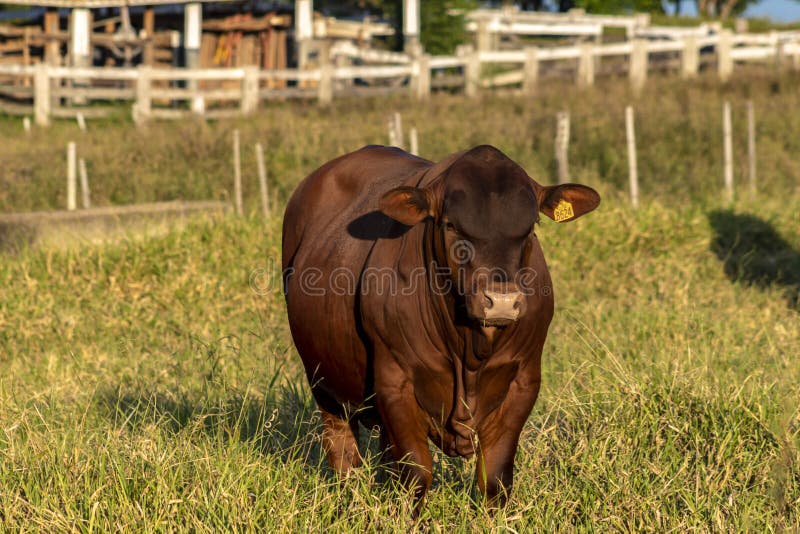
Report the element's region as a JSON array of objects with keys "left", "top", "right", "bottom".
[{"left": 1, "top": 74, "right": 799, "bottom": 531}]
